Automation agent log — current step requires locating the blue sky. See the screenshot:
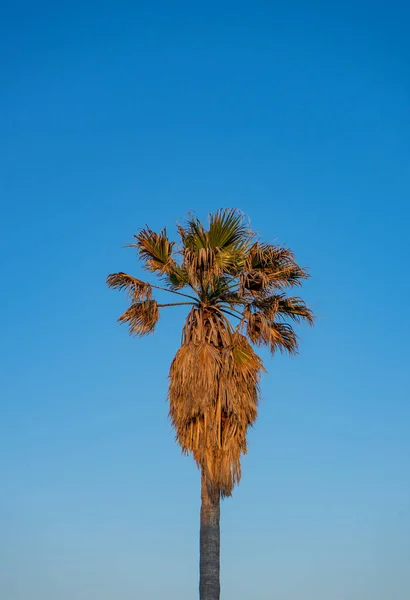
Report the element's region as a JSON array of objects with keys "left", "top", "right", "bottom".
[{"left": 1, "top": 1, "right": 409, "bottom": 598}]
